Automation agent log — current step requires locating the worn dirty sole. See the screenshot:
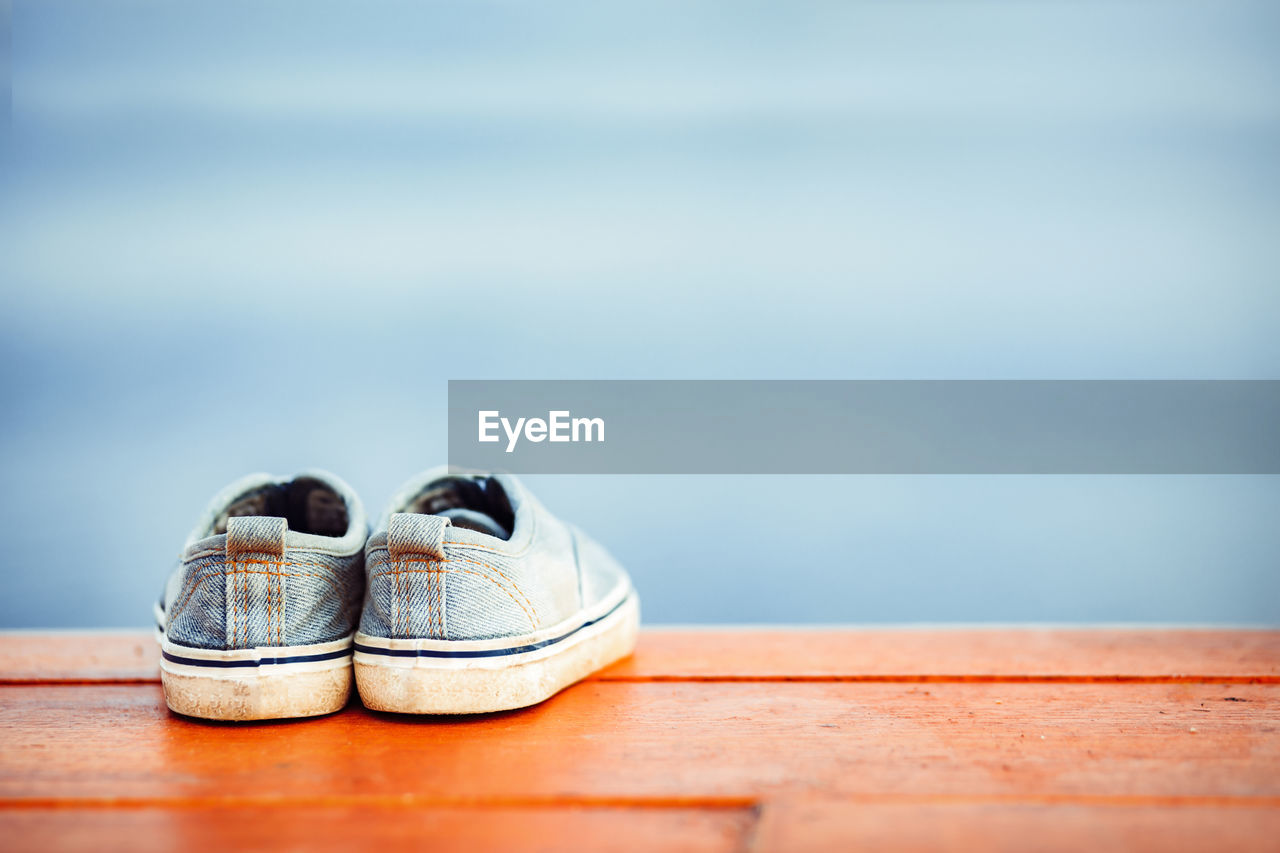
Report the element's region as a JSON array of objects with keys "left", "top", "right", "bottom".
[
  {"left": 158, "top": 635, "right": 354, "bottom": 721},
  {"left": 354, "top": 591, "right": 639, "bottom": 715}
]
